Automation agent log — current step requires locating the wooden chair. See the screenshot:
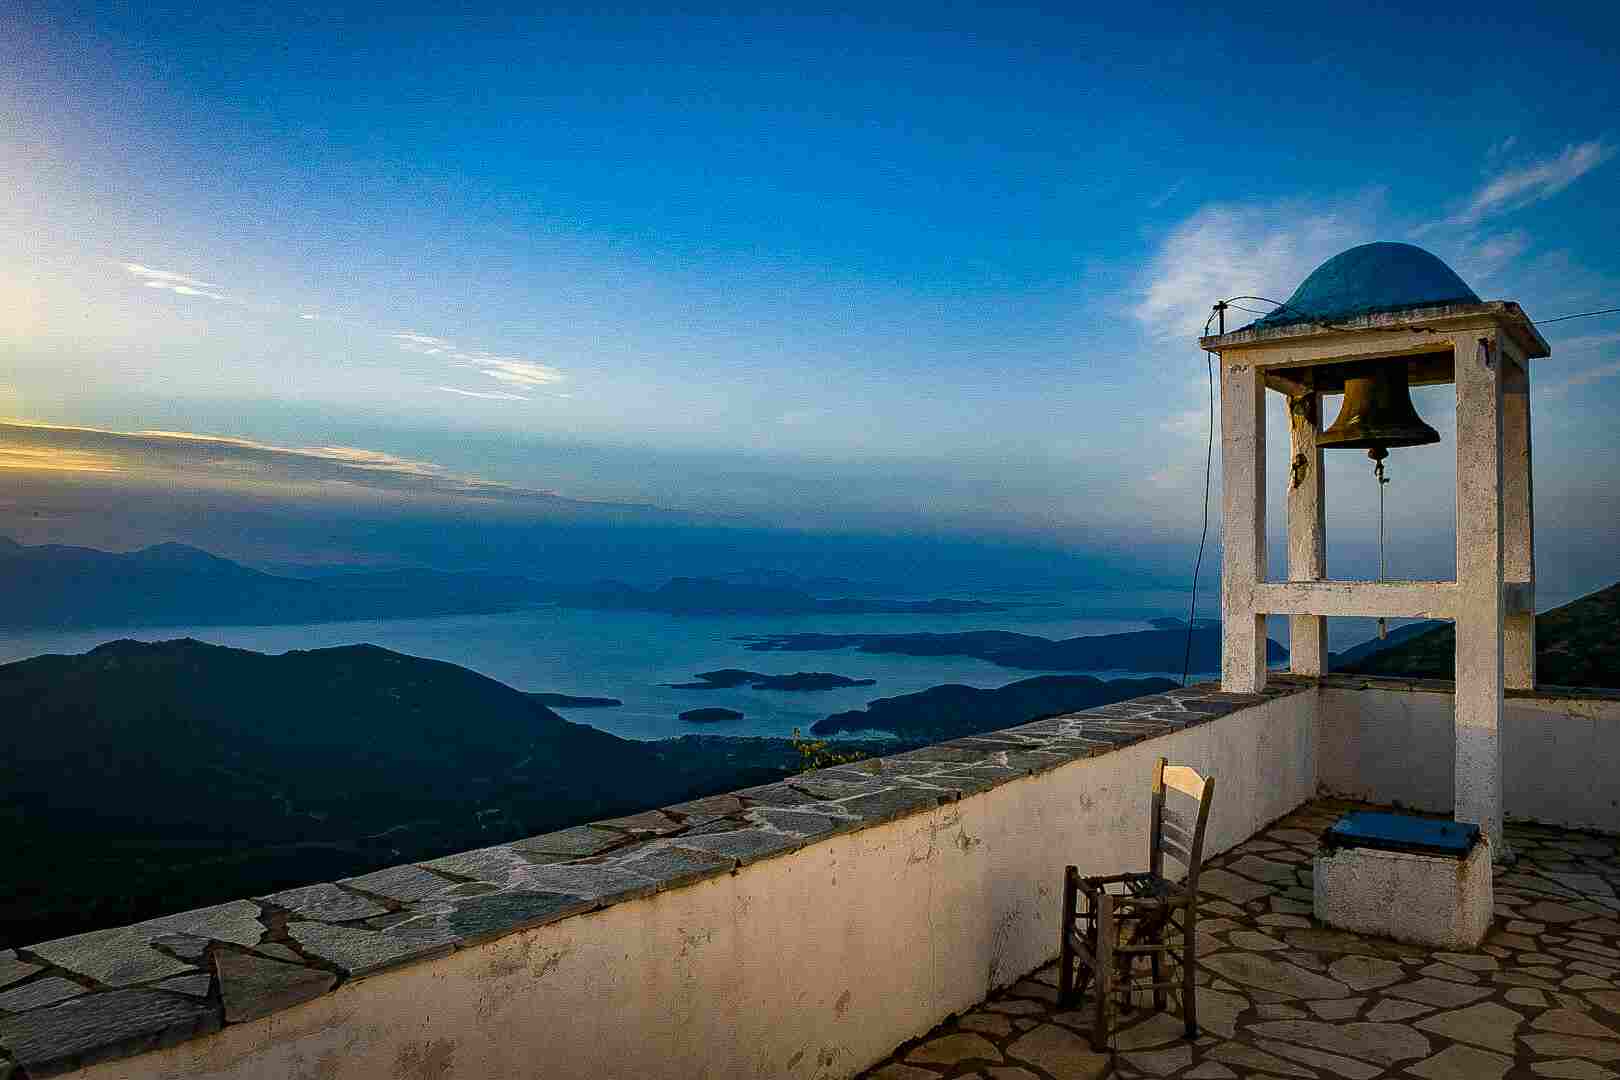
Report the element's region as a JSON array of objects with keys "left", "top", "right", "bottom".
[{"left": 1058, "top": 756, "right": 1215, "bottom": 1048}]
